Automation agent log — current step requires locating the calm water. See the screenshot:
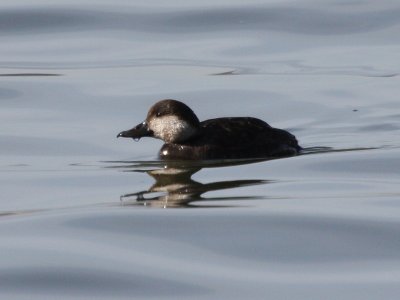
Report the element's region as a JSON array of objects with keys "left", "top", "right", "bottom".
[{"left": 1, "top": 0, "right": 400, "bottom": 299}]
